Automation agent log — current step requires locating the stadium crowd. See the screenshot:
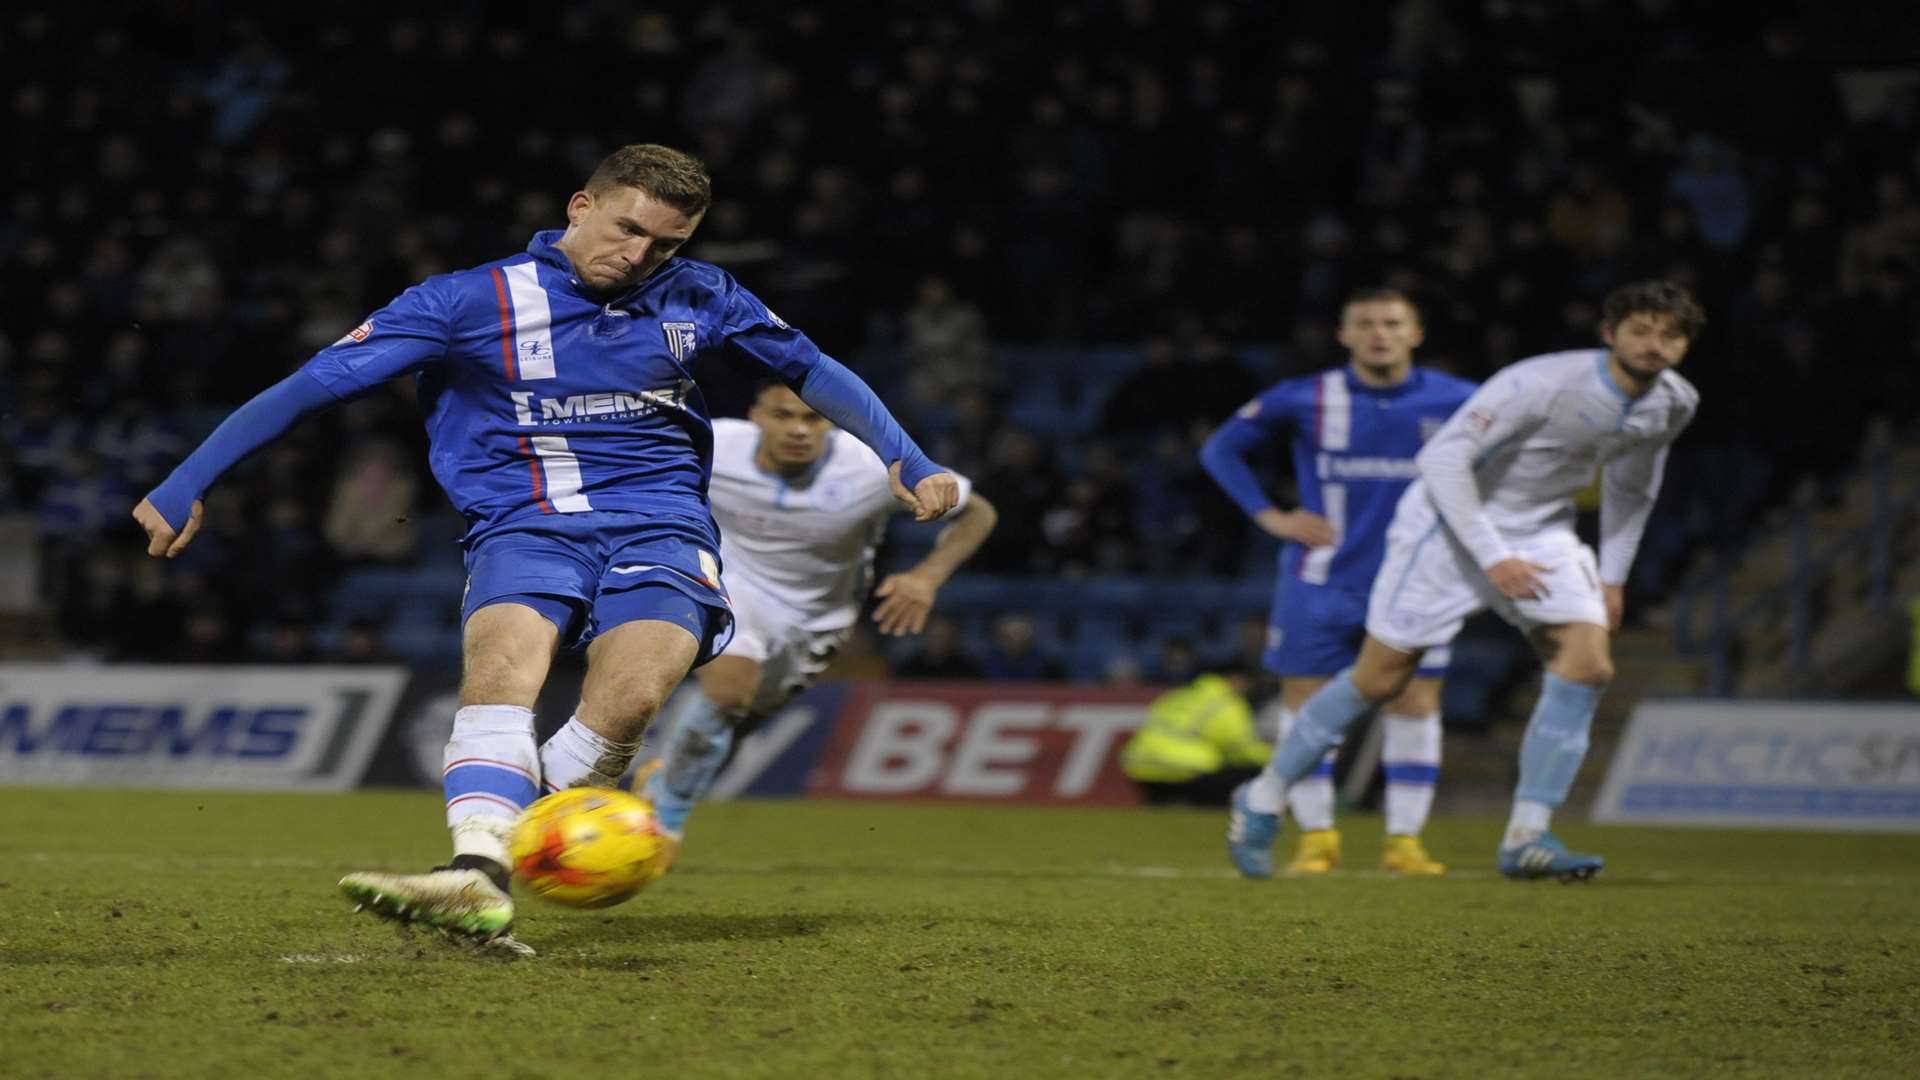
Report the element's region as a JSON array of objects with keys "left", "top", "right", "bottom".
[{"left": 4, "top": 1, "right": 1918, "bottom": 678}]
